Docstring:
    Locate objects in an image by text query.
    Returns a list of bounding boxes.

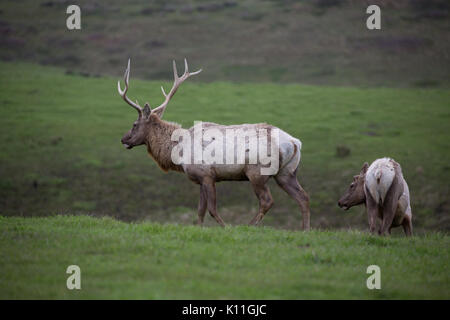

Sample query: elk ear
[143,103,151,119]
[152,107,164,118]
[360,162,369,175]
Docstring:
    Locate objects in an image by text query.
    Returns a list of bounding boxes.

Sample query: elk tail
[288,141,298,165]
[366,160,395,205]
[278,139,301,175]
[376,171,382,184]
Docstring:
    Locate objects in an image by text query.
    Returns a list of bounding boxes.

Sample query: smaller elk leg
[197,185,207,226]
[204,180,226,227]
[379,179,403,236]
[402,215,413,237]
[248,177,273,226]
[380,208,396,236]
[366,193,378,235]
[379,199,399,237]
[275,173,310,231]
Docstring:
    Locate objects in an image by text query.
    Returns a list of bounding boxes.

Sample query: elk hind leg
[379,181,404,236]
[364,190,381,235]
[379,199,398,237]
[402,215,413,237]
[275,173,310,231]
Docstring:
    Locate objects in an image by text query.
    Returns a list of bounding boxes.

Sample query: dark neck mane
[145,114,183,172]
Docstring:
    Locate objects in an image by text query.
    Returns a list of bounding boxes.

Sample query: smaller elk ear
[360,162,369,175]
[143,103,151,119]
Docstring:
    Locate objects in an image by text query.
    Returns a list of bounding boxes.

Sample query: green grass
[0,215,448,299]
[0,61,449,231]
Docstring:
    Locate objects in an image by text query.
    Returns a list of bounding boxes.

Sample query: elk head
[118,58,202,149]
[338,162,368,210]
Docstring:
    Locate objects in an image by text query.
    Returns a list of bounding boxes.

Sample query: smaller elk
[338,157,413,236]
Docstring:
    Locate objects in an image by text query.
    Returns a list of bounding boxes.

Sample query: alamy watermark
[65,5,380,31]
[66,265,81,290]
[66,5,81,30]
[366,265,381,289]
[366,5,381,30]
[171,121,280,175]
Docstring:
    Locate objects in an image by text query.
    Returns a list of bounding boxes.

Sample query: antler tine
[161,86,167,97]
[152,59,202,118]
[117,58,131,95]
[125,58,130,84]
[173,60,179,81]
[185,58,202,76]
[189,68,202,76]
[117,58,143,115]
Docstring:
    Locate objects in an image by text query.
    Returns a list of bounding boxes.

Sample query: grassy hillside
[0,215,448,299]
[0,61,449,231]
[0,0,448,87]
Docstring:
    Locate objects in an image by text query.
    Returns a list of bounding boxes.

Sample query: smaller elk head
[118,58,202,149]
[338,162,369,210]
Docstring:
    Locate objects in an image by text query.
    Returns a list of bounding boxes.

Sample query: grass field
[0,61,448,231]
[0,215,448,299]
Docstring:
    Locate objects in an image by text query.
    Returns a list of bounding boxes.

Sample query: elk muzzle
[338,199,350,210]
[121,135,133,149]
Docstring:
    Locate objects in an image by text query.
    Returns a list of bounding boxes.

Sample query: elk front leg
[197,184,207,226]
[248,176,273,226]
[203,179,226,227]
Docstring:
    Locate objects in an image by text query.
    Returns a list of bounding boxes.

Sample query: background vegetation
[0,62,448,231]
[0,0,449,87]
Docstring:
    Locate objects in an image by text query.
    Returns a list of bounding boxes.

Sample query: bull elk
[118,59,310,230]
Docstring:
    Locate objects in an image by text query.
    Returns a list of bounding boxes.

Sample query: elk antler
[117,59,143,117]
[152,58,202,118]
